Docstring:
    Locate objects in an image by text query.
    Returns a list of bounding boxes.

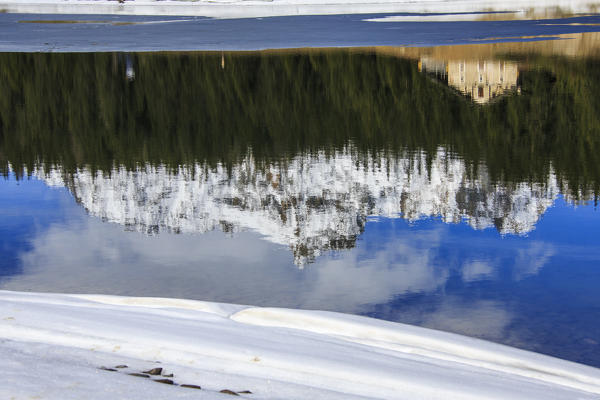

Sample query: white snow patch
[0,0,596,19]
[1,290,599,399]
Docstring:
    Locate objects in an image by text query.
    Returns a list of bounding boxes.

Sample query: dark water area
[1,43,599,367]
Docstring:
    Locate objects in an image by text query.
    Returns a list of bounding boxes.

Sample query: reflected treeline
[1,50,600,197]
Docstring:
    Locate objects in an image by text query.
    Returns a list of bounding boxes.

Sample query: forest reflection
[1,45,599,263]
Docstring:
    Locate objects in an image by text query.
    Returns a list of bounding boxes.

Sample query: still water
[1,36,599,367]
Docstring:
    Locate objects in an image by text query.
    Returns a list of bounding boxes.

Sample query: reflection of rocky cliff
[419,58,520,103]
[33,147,560,265]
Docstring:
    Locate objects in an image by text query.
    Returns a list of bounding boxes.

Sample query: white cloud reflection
[3,212,555,315]
[0,202,566,352]
[3,217,450,311]
[514,241,556,280]
[298,229,450,313]
[389,297,513,341]
[461,260,495,282]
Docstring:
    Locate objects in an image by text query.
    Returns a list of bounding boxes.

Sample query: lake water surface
[1,37,599,367]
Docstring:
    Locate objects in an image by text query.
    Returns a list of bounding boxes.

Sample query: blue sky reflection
[1,174,598,365]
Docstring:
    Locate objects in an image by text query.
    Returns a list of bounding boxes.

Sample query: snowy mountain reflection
[33,146,561,265]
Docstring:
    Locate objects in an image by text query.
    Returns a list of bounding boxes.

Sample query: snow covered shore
[0,0,596,19]
[1,290,599,399]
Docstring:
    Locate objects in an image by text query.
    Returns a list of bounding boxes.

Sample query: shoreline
[1,290,600,399]
[0,0,597,19]
[2,9,600,52]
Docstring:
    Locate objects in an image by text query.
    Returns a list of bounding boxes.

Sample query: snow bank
[0,0,596,19]
[1,290,599,399]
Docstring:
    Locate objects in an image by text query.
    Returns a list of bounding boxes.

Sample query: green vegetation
[0,50,599,198]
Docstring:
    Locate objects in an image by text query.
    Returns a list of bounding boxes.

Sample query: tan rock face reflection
[419,58,519,104]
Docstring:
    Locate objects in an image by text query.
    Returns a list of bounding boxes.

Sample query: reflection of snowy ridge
[35,148,559,265]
